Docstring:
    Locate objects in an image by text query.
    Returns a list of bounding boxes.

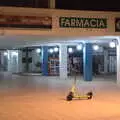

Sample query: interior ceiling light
[54,47,59,52]
[76,44,83,50]
[3,52,8,56]
[68,48,73,53]
[109,41,116,48]
[93,44,99,51]
[49,48,54,53]
[36,48,41,53]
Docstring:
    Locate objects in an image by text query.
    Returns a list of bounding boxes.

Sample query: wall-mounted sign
[115,18,120,32]
[59,17,107,29]
[0,15,52,29]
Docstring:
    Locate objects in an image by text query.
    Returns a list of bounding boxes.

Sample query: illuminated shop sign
[115,18,120,32]
[0,15,52,29]
[59,17,107,29]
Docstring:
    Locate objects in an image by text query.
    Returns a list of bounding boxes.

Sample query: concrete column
[104,49,108,73]
[7,50,12,72]
[1,52,4,66]
[59,44,68,79]
[41,46,48,76]
[18,50,23,73]
[0,51,8,71]
[83,43,93,81]
[25,48,29,72]
[31,49,36,72]
[117,37,120,84]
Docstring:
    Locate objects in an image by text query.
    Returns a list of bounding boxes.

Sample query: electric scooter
[66,67,93,101]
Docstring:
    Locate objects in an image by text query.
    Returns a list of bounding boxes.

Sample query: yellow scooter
[66,70,93,101]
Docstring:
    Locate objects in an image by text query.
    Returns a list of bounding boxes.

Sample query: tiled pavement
[0,73,120,120]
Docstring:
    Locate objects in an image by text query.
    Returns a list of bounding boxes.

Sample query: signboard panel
[115,18,120,32]
[59,17,107,29]
[0,15,52,29]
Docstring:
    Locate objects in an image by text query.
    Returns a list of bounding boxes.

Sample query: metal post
[49,0,55,9]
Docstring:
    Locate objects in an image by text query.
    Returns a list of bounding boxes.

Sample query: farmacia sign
[59,17,107,29]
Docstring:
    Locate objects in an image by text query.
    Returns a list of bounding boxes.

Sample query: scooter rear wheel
[66,95,73,101]
[66,92,73,101]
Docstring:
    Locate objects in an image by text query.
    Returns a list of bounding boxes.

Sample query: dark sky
[0,0,120,11]
[56,0,120,11]
[0,0,49,8]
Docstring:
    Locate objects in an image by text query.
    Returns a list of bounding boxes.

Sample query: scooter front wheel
[87,92,93,99]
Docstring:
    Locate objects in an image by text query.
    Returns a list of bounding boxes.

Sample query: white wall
[0,7,119,37]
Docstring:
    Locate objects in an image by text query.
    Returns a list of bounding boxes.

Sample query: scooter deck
[73,95,90,99]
